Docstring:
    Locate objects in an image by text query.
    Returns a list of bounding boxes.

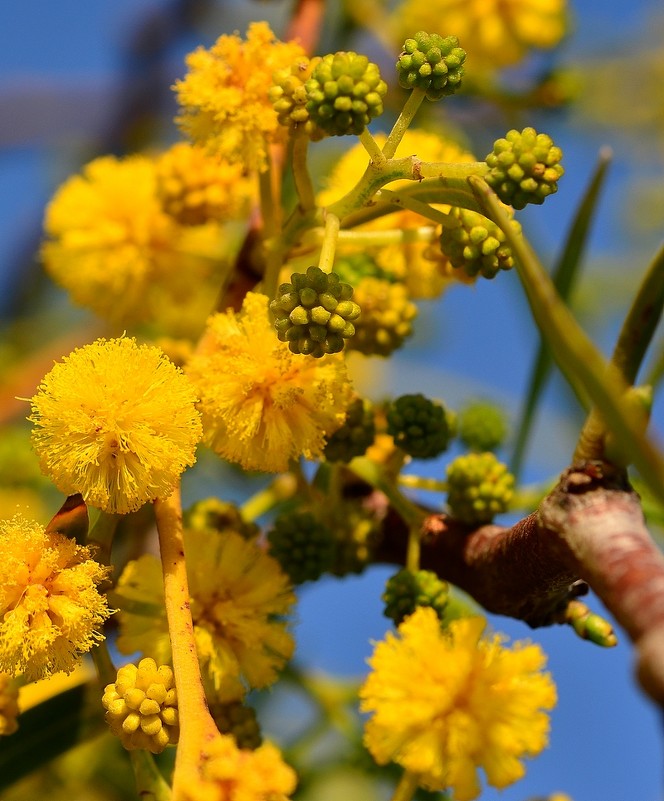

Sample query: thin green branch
[291,130,317,212]
[359,127,387,164]
[376,188,457,226]
[383,88,427,159]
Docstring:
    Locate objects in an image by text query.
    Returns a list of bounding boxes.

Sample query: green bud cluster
[267,510,336,584]
[484,127,564,210]
[457,400,509,452]
[333,253,394,285]
[270,266,361,358]
[102,658,179,754]
[269,57,324,140]
[185,497,258,540]
[348,278,418,357]
[208,700,263,750]
[330,501,382,577]
[324,397,376,463]
[396,32,466,99]
[446,452,514,524]
[440,207,521,279]
[305,51,387,136]
[386,393,454,459]
[382,568,449,626]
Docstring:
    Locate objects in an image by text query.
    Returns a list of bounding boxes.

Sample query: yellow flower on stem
[0,516,110,681]
[187,292,353,473]
[359,607,557,801]
[182,733,297,801]
[29,337,202,515]
[174,21,306,172]
[116,526,296,702]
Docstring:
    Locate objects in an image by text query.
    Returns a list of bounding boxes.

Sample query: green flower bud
[383,569,449,626]
[485,127,564,209]
[209,700,263,749]
[268,510,336,584]
[446,452,514,524]
[269,56,325,140]
[102,658,179,754]
[348,278,418,357]
[457,400,509,452]
[325,397,376,463]
[396,32,466,99]
[305,52,387,136]
[440,207,521,279]
[386,393,454,459]
[270,266,361,358]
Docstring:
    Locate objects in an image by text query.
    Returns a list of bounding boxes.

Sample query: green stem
[129,751,173,801]
[376,188,457,226]
[350,457,426,529]
[91,641,116,687]
[240,474,298,521]
[318,212,340,273]
[87,511,119,578]
[291,130,316,212]
[398,474,448,493]
[390,770,421,801]
[259,159,286,301]
[359,127,386,164]
[383,88,426,159]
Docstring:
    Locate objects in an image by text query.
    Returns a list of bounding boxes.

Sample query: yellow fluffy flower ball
[182,733,297,801]
[0,516,110,680]
[318,129,476,299]
[29,337,202,515]
[174,21,306,172]
[360,607,557,800]
[116,527,295,702]
[187,292,353,473]
[390,0,568,72]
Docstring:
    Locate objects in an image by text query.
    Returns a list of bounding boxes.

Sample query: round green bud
[440,207,521,279]
[324,397,376,463]
[347,278,418,357]
[267,510,336,584]
[484,127,564,210]
[396,32,466,99]
[446,452,514,524]
[457,400,509,451]
[386,393,454,459]
[305,51,387,136]
[270,266,361,358]
[208,700,263,750]
[383,569,449,626]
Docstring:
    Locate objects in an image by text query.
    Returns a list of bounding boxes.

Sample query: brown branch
[374,460,664,706]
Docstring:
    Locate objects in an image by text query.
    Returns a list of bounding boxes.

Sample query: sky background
[1,2,663,800]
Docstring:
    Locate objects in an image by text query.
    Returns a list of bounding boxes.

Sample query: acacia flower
[29,337,202,515]
[187,292,353,473]
[360,607,556,800]
[182,733,297,801]
[116,527,296,702]
[174,21,306,172]
[390,0,568,72]
[0,516,110,681]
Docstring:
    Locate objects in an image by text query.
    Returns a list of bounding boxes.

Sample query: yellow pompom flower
[0,516,110,681]
[390,0,568,72]
[318,129,476,299]
[174,21,306,172]
[116,527,296,702]
[0,673,20,735]
[187,292,353,473]
[360,607,557,801]
[155,142,255,226]
[182,733,297,801]
[29,338,202,515]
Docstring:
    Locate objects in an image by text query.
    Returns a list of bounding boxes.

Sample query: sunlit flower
[29,337,202,515]
[182,733,297,801]
[116,527,295,702]
[174,21,306,172]
[187,292,353,473]
[360,607,557,800]
[0,516,110,680]
[318,129,476,298]
[0,673,20,735]
[390,0,568,72]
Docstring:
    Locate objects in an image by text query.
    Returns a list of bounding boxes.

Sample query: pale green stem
[398,474,448,493]
[154,486,218,799]
[129,751,173,801]
[390,770,421,801]
[291,130,316,212]
[87,510,119,578]
[359,127,386,165]
[301,225,436,251]
[376,188,458,226]
[470,175,664,507]
[240,474,298,522]
[350,457,426,529]
[405,525,421,572]
[259,159,286,301]
[383,88,427,159]
[318,212,340,273]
